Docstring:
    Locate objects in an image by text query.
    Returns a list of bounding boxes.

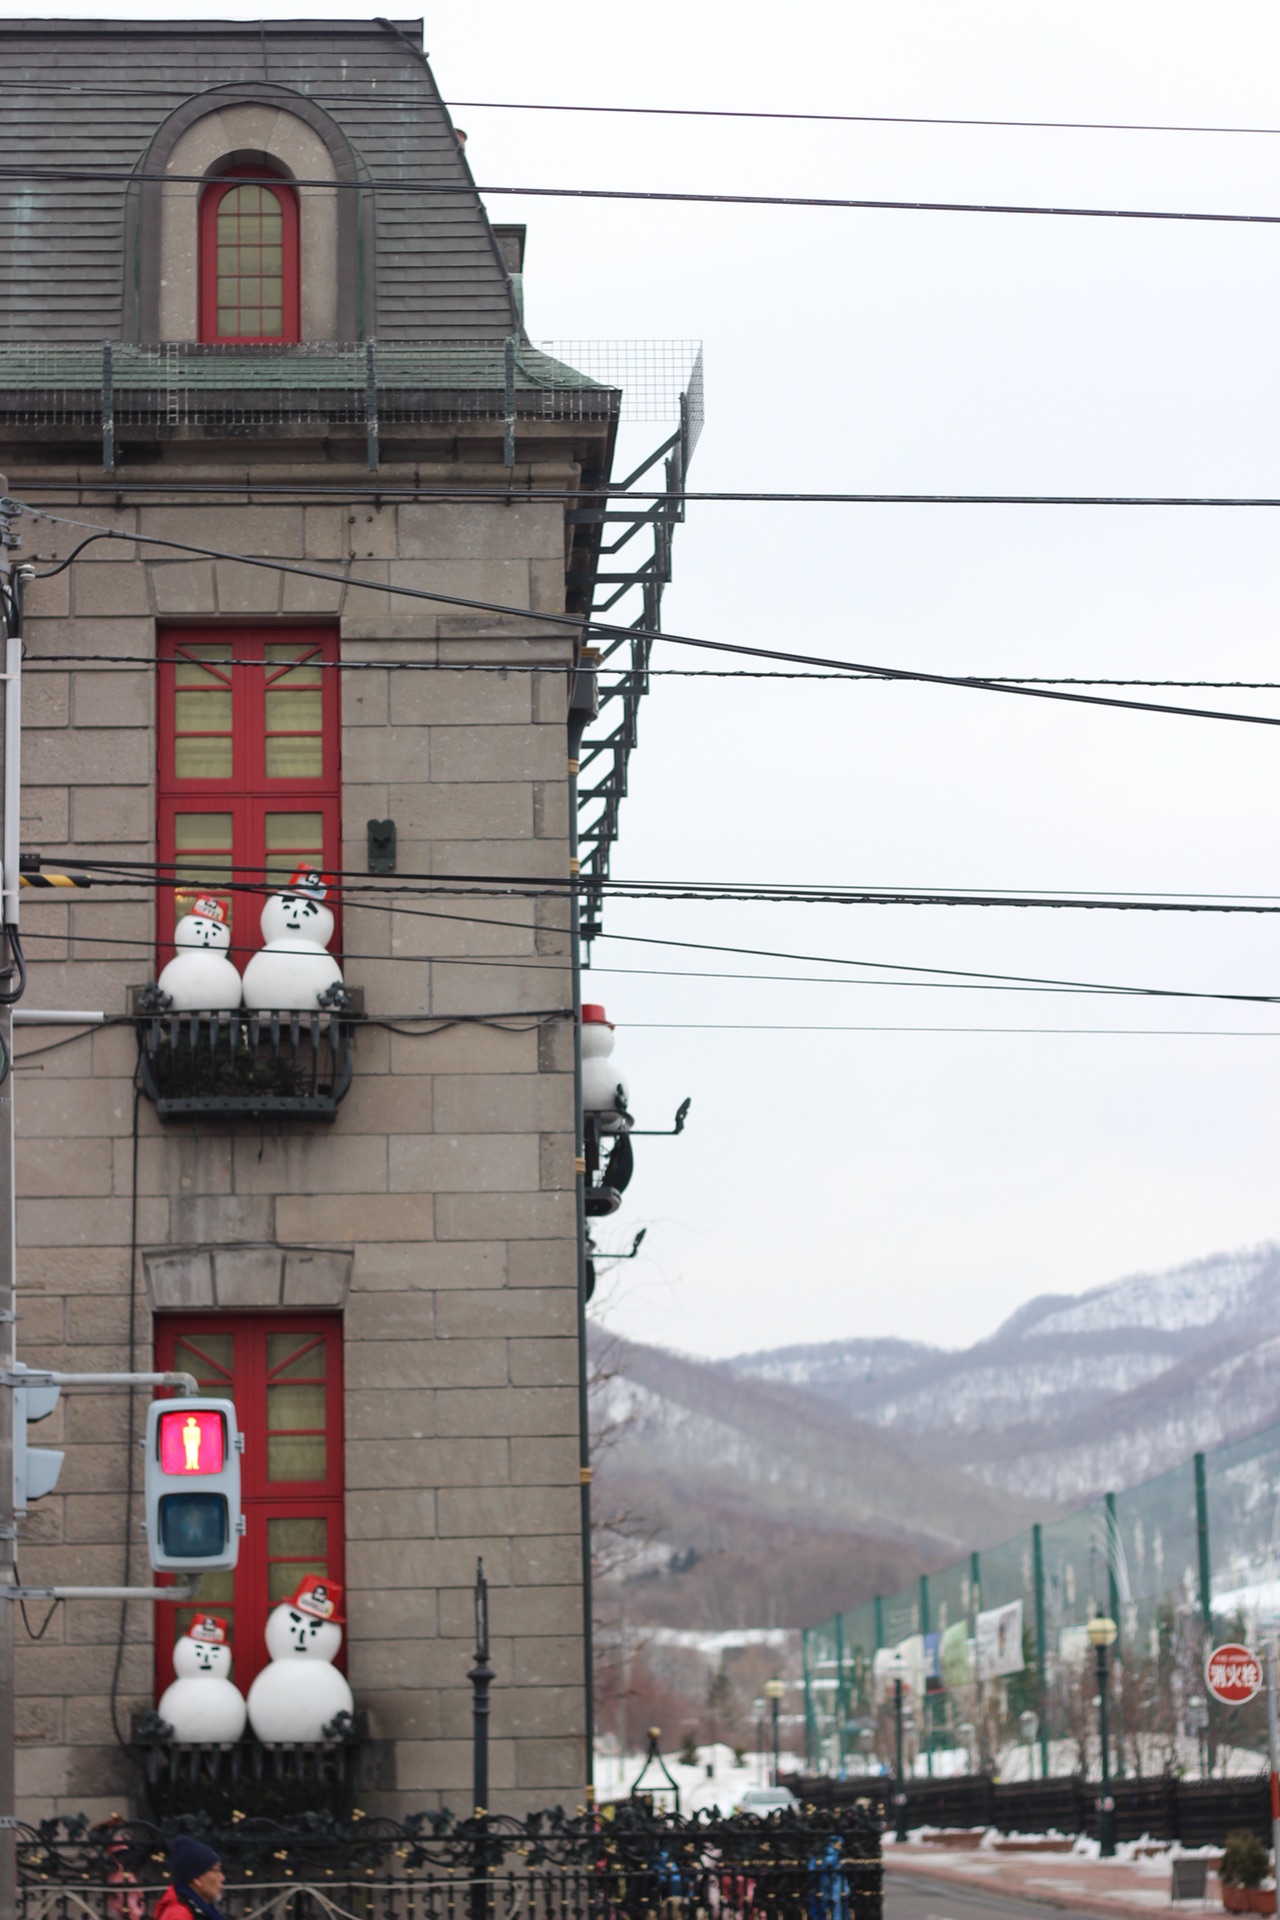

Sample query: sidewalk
[885,1837,1229,1920]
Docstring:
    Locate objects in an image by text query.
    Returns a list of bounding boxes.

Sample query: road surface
[888,1870,1112,1920]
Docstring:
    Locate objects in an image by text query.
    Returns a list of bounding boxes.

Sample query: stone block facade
[0,17,614,1826]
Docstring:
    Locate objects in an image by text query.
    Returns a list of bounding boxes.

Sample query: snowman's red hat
[290,1575,344,1623]
[286,865,334,901]
[188,1614,229,1644]
[178,892,228,924]
[581,1003,614,1029]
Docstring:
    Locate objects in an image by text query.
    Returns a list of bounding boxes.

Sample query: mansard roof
[0,18,520,343]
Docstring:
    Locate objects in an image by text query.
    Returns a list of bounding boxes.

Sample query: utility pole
[0,480,24,1919]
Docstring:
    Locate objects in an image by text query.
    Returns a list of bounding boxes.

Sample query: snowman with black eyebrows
[240,866,345,1012]
[246,1575,354,1744]
[157,1613,247,1744]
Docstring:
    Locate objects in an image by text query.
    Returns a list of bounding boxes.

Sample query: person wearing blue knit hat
[152,1837,226,1920]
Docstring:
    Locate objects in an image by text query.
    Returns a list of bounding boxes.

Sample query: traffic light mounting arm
[1,1369,198,1395]
[3,1365,203,1601]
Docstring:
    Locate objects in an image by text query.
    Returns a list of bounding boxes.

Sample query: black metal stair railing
[133,1000,358,1120]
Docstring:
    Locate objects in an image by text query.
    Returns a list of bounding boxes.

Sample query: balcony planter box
[131,991,362,1120]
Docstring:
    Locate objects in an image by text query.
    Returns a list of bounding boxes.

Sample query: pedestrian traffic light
[143,1397,243,1572]
[11,1361,64,1515]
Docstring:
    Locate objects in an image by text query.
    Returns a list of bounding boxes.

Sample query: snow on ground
[595,1742,784,1811]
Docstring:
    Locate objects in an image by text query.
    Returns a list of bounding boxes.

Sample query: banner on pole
[976,1599,1025,1679]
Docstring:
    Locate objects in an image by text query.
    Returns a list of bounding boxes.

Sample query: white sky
[40,0,1280,1356]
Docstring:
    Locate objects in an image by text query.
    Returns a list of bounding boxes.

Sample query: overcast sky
[44,0,1280,1357]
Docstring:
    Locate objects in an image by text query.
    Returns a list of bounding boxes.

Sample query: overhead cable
[18,505,1280,730]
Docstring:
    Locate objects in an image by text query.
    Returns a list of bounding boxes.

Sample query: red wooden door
[153,1315,345,1699]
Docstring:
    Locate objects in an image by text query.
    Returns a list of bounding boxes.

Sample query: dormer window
[199,169,300,343]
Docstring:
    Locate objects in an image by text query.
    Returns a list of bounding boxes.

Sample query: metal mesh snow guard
[536,340,704,426]
[0,339,700,429]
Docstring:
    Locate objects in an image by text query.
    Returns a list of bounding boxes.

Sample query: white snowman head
[260,869,335,949]
[265,1575,344,1662]
[173,1613,233,1678]
[175,896,232,952]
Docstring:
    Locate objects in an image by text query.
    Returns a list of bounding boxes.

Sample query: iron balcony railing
[133,1002,358,1121]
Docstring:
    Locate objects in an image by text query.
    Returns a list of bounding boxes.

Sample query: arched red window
[198,168,300,343]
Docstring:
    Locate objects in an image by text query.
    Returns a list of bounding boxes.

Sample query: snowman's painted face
[264,1602,343,1662]
[176,914,231,953]
[173,1635,232,1679]
[260,892,336,948]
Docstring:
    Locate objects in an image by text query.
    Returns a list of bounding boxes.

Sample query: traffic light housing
[12,1361,64,1515]
[143,1397,243,1572]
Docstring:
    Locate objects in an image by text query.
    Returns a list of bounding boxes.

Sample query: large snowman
[156,897,242,1012]
[157,1613,247,1744]
[581,1003,630,1131]
[246,1575,354,1744]
[241,868,344,1012]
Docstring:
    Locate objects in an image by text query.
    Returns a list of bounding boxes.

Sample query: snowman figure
[581,1004,630,1132]
[156,1614,247,1744]
[241,868,345,1012]
[155,897,242,1013]
[246,1575,354,1745]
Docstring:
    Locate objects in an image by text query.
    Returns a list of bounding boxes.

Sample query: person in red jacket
[152,1838,227,1920]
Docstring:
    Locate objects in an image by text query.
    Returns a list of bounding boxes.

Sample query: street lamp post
[765,1677,786,1787]
[893,1679,910,1842]
[1086,1615,1118,1858]
[752,1698,766,1788]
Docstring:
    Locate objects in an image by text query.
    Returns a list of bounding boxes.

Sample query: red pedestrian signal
[144,1396,243,1573]
[158,1407,225,1475]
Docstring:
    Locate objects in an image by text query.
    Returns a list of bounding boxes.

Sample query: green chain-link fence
[804,1417,1280,1779]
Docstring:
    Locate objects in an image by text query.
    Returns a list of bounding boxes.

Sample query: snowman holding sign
[246,1575,354,1744]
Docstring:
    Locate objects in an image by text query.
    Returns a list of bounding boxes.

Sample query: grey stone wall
[9,446,592,1819]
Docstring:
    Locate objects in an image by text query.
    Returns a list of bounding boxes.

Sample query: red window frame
[198,168,301,345]
[153,1315,346,1698]
[156,624,341,967]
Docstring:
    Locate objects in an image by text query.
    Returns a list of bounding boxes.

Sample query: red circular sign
[1205,1643,1264,1704]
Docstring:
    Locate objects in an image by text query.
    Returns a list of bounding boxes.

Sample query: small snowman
[157,1613,247,1745]
[155,897,241,1012]
[581,1003,630,1132]
[241,867,345,1012]
[246,1575,354,1745]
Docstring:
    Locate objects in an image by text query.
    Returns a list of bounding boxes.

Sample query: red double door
[153,1315,345,1697]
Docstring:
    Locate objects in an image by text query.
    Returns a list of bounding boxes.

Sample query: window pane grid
[214,185,286,340]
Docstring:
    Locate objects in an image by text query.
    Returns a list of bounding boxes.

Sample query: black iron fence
[800,1768,1269,1845]
[17,1802,883,1920]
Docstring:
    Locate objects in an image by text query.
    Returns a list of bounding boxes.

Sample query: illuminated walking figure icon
[182,1415,203,1471]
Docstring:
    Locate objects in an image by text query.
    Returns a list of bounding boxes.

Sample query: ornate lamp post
[765,1677,786,1786]
[752,1697,766,1787]
[1086,1614,1118,1857]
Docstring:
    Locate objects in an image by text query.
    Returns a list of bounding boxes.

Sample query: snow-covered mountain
[728,1242,1280,1501]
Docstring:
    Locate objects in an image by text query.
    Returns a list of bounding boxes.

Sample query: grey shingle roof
[0,18,521,344]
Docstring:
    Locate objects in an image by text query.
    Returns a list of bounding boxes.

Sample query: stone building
[0,16,636,1822]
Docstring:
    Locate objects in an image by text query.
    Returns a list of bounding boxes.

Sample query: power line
[4,77,1280,142]
[20,506,1280,731]
[22,480,1280,509]
[619,1022,1280,1035]
[20,653,1280,692]
[4,163,1280,229]
[39,856,1280,916]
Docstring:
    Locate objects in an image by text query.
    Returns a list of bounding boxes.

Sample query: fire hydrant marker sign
[1205,1642,1264,1704]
